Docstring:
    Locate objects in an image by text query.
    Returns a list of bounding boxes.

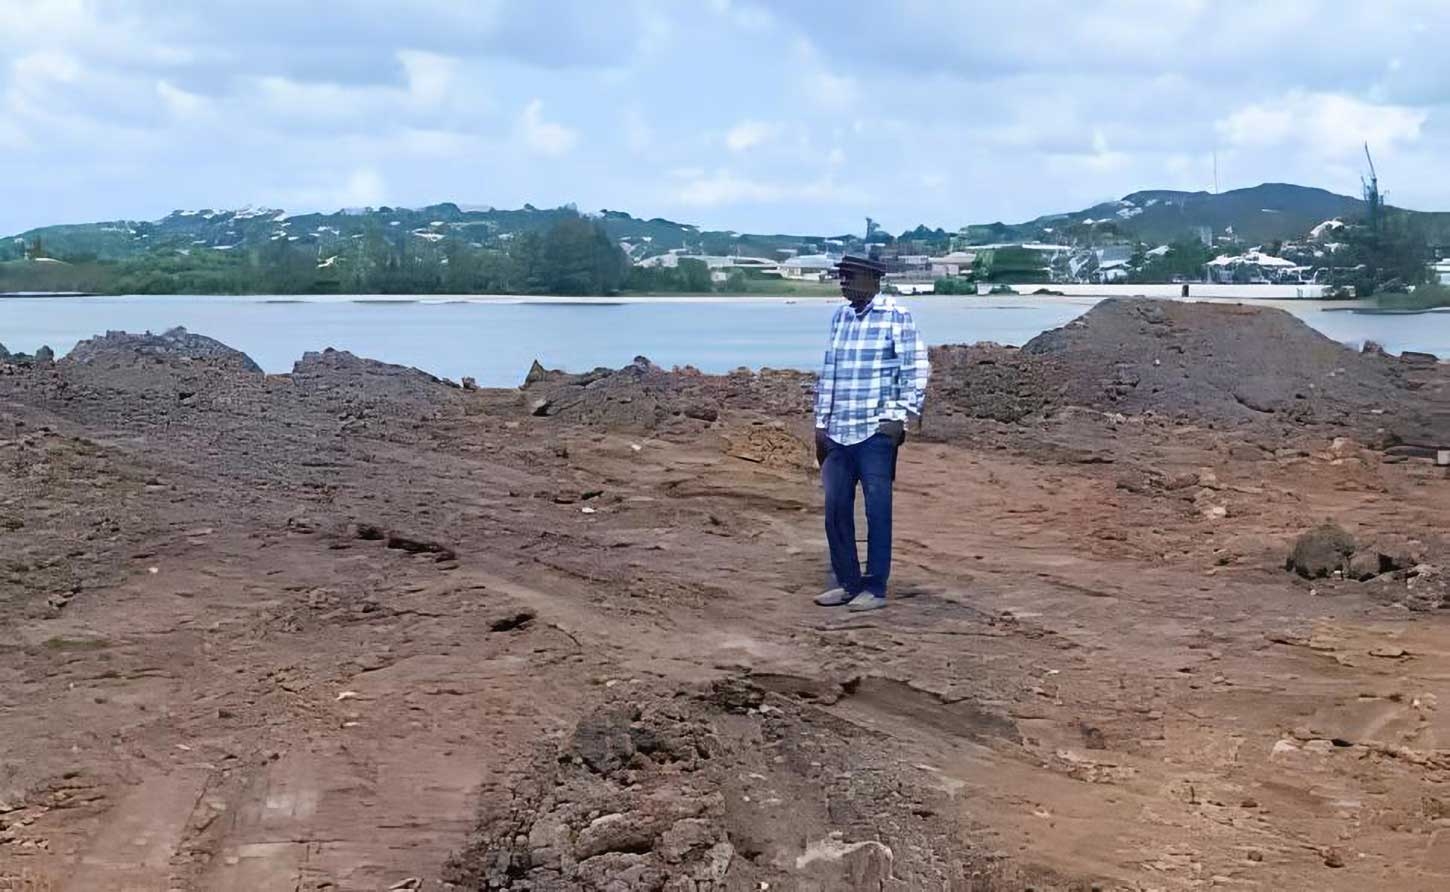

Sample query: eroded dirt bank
[2,301,1449,891]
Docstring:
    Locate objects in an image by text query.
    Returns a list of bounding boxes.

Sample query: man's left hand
[879,419,906,447]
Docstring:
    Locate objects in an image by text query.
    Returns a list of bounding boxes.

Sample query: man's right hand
[815,429,829,467]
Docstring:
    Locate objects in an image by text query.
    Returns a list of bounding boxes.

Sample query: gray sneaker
[814,588,854,607]
[846,592,887,612]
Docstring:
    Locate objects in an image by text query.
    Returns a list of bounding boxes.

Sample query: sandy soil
[1,302,1448,891]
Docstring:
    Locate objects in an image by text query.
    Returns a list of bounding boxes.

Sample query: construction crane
[1362,142,1383,231]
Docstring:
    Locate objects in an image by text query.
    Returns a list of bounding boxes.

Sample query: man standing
[812,254,930,612]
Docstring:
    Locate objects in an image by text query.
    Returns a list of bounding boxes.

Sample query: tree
[1128,240,1214,283]
[1333,210,1429,296]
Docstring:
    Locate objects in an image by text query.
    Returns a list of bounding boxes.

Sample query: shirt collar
[846,294,893,316]
[850,292,889,316]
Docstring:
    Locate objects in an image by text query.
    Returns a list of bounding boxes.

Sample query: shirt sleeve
[891,308,930,419]
[813,308,839,429]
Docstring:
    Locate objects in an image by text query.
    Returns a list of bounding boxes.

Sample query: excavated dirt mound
[929,299,1448,446]
[63,326,263,374]
[289,347,475,428]
[443,678,1029,891]
[520,356,815,436]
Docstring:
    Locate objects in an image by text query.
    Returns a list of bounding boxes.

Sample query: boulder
[796,838,895,889]
[574,813,657,860]
[1401,351,1440,366]
[523,359,552,388]
[1347,551,1384,581]
[1287,523,1357,579]
[571,706,641,775]
[34,345,54,364]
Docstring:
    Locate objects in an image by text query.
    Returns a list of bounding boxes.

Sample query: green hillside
[959,183,1450,248]
[0,204,845,267]
[4,182,1447,295]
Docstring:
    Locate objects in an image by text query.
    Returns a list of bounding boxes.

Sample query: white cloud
[518,98,577,156]
[707,0,774,30]
[674,169,866,207]
[725,119,778,152]
[341,167,387,206]
[788,38,859,113]
[156,79,206,117]
[1216,91,1426,159]
[398,50,459,107]
[275,166,388,211]
[5,2,1450,237]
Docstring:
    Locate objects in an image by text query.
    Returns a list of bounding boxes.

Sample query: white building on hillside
[780,253,840,281]
[1206,251,1305,284]
[930,251,977,277]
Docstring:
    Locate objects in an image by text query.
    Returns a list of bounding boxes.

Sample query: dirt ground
[2,302,1449,890]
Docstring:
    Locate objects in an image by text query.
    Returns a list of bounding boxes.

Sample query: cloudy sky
[2,0,1448,236]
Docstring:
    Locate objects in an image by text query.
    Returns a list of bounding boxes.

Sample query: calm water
[2,294,1446,387]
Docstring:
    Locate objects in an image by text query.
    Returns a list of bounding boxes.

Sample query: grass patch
[1377,282,1450,310]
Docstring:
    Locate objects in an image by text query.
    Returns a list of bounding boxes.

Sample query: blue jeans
[821,433,896,597]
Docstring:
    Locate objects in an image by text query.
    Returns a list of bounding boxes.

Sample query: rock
[1164,472,1199,491]
[1323,849,1346,868]
[461,376,478,391]
[796,838,894,888]
[1403,564,1449,611]
[682,404,719,423]
[574,852,664,889]
[571,706,641,775]
[575,812,657,860]
[1348,550,1389,581]
[383,532,456,561]
[658,818,717,863]
[1369,645,1408,659]
[527,817,570,870]
[1286,523,1357,579]
[1362,341,1387,357]
[34,345,54,364]
[488,610,535,632]
[523,359,552,387]
[1401,351,1440,366]
[695,841,733,883]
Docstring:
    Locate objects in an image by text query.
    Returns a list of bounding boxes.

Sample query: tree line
[1,212,634,296]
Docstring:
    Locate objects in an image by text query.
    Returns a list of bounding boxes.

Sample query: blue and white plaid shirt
[813,294,931,446]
